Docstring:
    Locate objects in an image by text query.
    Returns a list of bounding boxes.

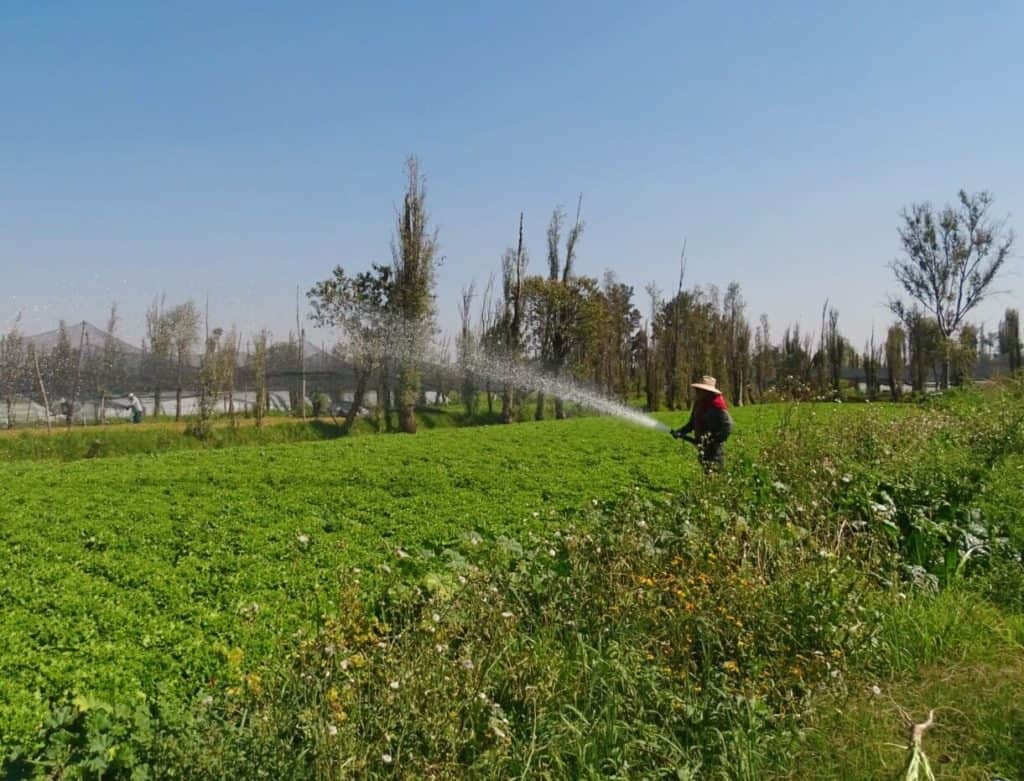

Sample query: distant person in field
[670,376,733,472]
[128,393,144,424]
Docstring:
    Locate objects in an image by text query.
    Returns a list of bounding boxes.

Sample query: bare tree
[0,317,25,428]
[145,295,173,416]
[220,327,240,425]
[643,284,661,411]
[500,213,529,422]
[889,190,1015,387]
[30,344,51,432]
[822,306,845,395]
[723,282,751,405]
[166,301,201,421]
[457,282,478,417]
[478,275,499,417]
[250,330,270,427]
[94,304,125,423]
[753,314,774,399]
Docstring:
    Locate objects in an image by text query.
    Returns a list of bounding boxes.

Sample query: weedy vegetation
[2,383,1023,779]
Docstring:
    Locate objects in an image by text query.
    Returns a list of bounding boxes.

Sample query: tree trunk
[500,384,514,423]
[154,387,161,418]
[554,396,566,420]
[534,390,545,420]
[33,350,51,433]
[175,385,182,421]
[345,370,369,433]
[397,363,417,434]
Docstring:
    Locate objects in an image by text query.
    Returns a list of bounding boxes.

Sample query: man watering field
[670,376,733,471]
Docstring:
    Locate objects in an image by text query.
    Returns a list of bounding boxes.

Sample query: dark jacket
[679,394,732,444]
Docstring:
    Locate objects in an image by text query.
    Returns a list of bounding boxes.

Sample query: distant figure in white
[128,393,144,424]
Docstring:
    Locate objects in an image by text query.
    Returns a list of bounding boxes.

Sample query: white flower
[458,575,468,585]
[389,680,400,690]
[870,684,882,696]
[460,658,475,671]
[328,724,338,736]
[381,753,393,764]
[501,611,514,619]
[548,548,557,557]
[435,643,447,653]
[396,549,410,559]
[432,612,441,623]
[532,511,540,518]
[296,533,310,545]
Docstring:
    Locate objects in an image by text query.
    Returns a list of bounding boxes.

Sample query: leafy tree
[889,190,1014,387]
[862,329,882,400]
[308,264,393,431]
[904,311,944,393]
[592,272,640,402]
[390,156,439,434]
[530,200,585,420]
[998,308,1021,373]
[884,324,906,401]
[49,321,77,420]
[822,307,846,396]
[723,282,752,405]
[753,315,774,400]
[190,327,236,436]
[950,324,979,387]
[642,284,661,411]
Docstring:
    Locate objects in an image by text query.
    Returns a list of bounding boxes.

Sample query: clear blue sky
[2,1,1021,349]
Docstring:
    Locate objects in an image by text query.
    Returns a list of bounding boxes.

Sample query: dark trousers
[697,440,723,472]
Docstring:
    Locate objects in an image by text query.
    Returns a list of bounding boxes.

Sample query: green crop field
[2,391,1023,779]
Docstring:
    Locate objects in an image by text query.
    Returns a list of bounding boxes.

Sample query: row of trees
[0,309,323,429]
[3,167,1020,430]
[307,164,1019,431]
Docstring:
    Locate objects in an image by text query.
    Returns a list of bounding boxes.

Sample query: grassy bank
[0,405,503,463]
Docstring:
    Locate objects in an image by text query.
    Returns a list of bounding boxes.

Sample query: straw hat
[691,375,722,395]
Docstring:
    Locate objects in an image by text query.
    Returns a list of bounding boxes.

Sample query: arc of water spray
[458,347,669,433]
[343,314,670,432]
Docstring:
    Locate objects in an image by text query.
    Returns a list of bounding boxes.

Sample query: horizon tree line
[1,171,1020,429]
